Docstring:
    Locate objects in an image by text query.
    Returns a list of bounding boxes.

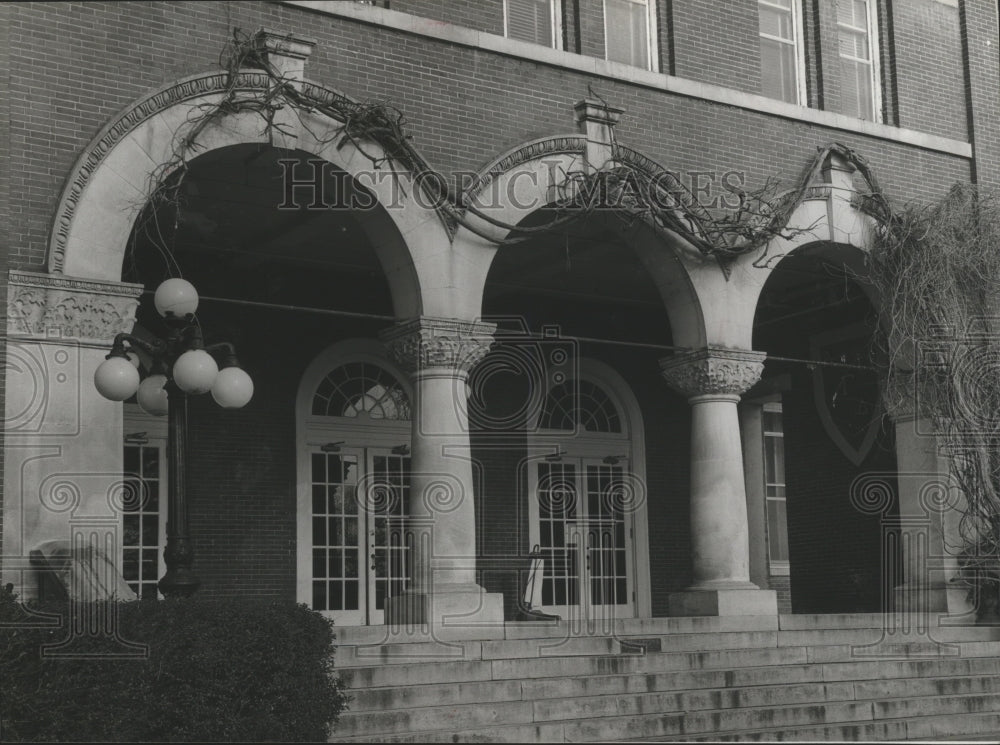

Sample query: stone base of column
[668,586,778,617]
[893,581,973,617]
[386,584,504,630]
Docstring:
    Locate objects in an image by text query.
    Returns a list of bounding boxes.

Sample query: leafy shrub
[0,587,348,742]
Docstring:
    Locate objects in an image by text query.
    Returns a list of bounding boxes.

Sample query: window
[505,0,561,48]
[538,379,622,433]
[122,417,167,599]
[758,0,806,104]
[311,362,410,420]
[605,0,657,71]
[836,0,881,121]
[762,402,790,571]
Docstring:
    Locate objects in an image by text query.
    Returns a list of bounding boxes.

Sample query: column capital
[380,316,496,376]
[659,347,766,399]
[7,269,143,346]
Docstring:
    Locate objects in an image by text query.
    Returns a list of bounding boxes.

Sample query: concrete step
[334,699,534,738]
[328,722,566,743]
[561,699,876,741]
[338,637,1000,689]
[642,712,1000,741]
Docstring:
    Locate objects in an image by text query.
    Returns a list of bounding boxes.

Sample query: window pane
[760,37,798,103]
[758,0,798,104]
[840,58,874,120]
[606,0,649,69]
[759,5,792,39]
[767,499,790,562]
[507,0,553,46]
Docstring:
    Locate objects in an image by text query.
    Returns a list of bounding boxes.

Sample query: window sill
[282,0,970,158]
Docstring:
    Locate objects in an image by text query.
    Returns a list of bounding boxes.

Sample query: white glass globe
[154,278,199,318]
[94,357,141,401]
[172,349,218,394]
[126,350,141,368]
[136,374,169,416]
[211,366,254,409]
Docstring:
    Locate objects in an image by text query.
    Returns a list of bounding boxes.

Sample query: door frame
[525,358,652,619]
[295,339,413,623]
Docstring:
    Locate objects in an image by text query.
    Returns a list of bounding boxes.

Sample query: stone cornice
[660,347,766,398]
[8,270,143,343]
[380,317,497,375]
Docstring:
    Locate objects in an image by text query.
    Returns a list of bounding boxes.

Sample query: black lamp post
[94,279,253,598]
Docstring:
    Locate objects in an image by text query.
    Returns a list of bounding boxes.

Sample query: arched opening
[751,242,900,614]
[121,143,420,601]
[473,210,693,619]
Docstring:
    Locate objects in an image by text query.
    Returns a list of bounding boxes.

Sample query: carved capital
[7,270,143,345]
[381,317,496,376]
[659,347,765,399]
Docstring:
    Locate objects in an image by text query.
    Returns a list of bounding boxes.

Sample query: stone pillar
[660,347,778,616]
[4,270,142,598]
[891,410,971,617]
[380,317,504,629]
[573,98,623,172]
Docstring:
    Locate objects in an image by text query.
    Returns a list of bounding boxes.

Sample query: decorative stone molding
[48,69,441,274]
[381,317,496,375]
[660,347,766,399]
[462,135,586,206]
[7,270,143,344]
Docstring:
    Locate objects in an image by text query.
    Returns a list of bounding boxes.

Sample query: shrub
[0,587,348,742]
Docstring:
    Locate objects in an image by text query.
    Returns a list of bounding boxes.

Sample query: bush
[0,587,348,742]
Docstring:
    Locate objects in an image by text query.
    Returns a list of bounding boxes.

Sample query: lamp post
[94,278,253,598]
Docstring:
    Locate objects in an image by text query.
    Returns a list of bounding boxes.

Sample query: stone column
[4,270,142,598]
[660,347,778,616]
[380,317,504,629]
[891,409,971,617]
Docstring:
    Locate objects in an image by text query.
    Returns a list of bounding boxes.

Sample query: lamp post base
[158,569,201,598]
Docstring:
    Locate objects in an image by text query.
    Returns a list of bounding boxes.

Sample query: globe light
[172,349,218,394]
[136,374,169,416]
[154,278,199,318]
[94,357,141,401]
[126,350,141,368]
[211,366,254,409]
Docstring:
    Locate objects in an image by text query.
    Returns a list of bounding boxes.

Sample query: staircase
[328,614,1000,742]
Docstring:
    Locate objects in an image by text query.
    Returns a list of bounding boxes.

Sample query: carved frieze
[660,347,766,399]
[7,270,143,344]
[381,317,496,375]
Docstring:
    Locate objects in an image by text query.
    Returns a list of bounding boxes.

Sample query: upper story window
[505,0,561,48]
[837,0,881,121]
[758,0,806,104]
[605,0,658,71]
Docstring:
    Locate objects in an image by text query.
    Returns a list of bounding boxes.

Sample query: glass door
[308,446,411,625]
[531,457,636,622]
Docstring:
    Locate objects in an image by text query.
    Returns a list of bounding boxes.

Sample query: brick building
[2,0,993,640]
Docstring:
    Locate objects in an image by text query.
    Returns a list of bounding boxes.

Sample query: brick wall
[670,0,761,93]
[958,0,1000,188]
[1,1,977,274]
[892,0,967,139]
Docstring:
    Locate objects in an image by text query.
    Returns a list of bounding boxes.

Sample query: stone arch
[453,136,707,347]
[48,70,446,318]
[717,161,881,350]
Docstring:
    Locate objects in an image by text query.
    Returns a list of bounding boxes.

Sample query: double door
[529,456,637,623]
[308,446,411,625]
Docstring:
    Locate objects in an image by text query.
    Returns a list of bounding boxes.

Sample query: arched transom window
[311,362,411,420]
[538,379,622,433]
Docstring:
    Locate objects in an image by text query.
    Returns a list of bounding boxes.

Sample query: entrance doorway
[297,341,413,625]
[526,362,649,622]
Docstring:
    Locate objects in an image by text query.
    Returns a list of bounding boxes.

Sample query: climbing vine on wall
[865,184,1000,618]
[133,28,888,274]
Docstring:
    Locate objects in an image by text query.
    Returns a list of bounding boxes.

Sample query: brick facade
[1,0,995,618]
